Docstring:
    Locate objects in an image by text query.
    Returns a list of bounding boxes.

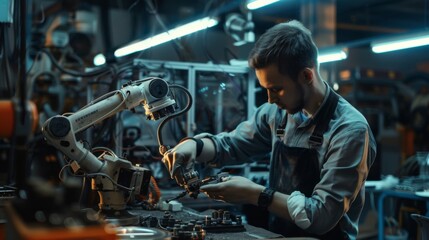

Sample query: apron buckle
[276,129,285,138]
[309,134,323,146]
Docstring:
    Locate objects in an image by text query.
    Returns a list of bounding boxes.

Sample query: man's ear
[302,68,314,84]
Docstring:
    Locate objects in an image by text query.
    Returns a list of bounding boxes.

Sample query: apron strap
[276,109,288,138]
[309,89,339,147]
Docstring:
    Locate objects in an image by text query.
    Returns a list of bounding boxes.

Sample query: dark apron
[268,90,349,240]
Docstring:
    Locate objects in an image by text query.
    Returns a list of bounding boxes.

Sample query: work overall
[268,90,348,239]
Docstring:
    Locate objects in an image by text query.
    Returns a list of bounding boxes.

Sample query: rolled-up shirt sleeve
[290,123,375,234]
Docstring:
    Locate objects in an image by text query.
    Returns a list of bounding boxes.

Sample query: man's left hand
[200,176,264,205]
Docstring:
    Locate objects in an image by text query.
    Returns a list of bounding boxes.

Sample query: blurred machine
[224,12,255,47]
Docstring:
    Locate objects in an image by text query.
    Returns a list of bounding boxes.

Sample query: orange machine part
[0,100,14,138]
[0,100,39,138]
[29,101,39,133]
[4,202,118,240]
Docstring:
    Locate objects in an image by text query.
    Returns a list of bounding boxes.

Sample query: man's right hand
[162,139,198,186]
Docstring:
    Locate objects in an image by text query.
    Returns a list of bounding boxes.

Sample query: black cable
[142,0,188,61]
[4,16,16,184]
[167,105,187,142]
[40,48,130,78]
[100,1,114,63]
[66,49,84,66]
[12,0,28,190]
[157,85,193,155]
[128,0,142,12]
[19,0,26,108]
[1,25,13,98]
[12,0,19,67]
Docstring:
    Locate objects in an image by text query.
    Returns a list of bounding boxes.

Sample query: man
[162,20,376,239]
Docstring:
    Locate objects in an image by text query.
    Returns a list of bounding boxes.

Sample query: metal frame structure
[134,59,255,136]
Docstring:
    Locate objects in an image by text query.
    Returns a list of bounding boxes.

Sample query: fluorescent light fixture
[247,0,280,10]
[93,53,106,66]
[114,17,218,58]
[318,48,348,63]
[371,31,429,53]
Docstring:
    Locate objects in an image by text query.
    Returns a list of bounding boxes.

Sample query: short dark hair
[248,20,318,80]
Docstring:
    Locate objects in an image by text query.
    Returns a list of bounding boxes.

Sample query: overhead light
[93,53,106,66]
[114,17,219,58]
[247,0,280,10]
[318,48,348,63]
[371,30,429,53]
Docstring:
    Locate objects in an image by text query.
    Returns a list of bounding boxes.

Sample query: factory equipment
[41,77,183,225]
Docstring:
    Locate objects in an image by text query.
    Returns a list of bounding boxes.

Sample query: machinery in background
[0,101,39,140]
[132,59,253,139]
[224,12,255,47]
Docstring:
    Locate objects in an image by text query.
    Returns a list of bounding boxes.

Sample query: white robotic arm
[41,77,177,225]
[42,77,175,173]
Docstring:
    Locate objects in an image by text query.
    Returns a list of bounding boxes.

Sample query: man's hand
[162,140,197,186]
[200,176,264,205]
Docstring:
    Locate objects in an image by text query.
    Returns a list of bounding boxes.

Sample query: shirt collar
[297,81,330,127]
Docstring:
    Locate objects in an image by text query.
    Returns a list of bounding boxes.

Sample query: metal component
[166,172,230,202]
[114,226,171,240]
[224,12,255,46]
[204,216,212,226]
[222,211,232,225]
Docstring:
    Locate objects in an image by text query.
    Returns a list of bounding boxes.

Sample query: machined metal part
[166,172,230,202]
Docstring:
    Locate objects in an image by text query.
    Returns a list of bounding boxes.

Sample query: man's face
[256,64,305,114]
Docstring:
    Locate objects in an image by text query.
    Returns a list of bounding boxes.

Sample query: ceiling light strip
[247,0,280,10]
[371,31,429,53]
[114,17,219,58]
[318,49,348,63]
